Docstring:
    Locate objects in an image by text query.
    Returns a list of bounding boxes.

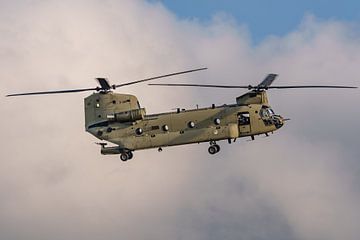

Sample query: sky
[1,0,360,240]
[158,0,360,43]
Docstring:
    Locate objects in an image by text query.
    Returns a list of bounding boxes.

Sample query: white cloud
[1,1,359,240]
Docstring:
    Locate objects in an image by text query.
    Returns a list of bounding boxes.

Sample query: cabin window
[238,112,250,125]
[188,121,195,128]
[214,118,221,125]
[135,128,143,135]
[151,126,160,130]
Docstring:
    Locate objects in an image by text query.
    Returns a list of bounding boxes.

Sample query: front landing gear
[208,141,220,155]
[120,151,133,161]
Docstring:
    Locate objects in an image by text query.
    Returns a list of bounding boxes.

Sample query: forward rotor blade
[258,73,278,88]
[268,85,358,89]
[149,83,357,90]
[6,87,98,97]
[148,83,250,89]
[115,67,207,88]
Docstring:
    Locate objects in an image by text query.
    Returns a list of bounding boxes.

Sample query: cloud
[1,1,359,240]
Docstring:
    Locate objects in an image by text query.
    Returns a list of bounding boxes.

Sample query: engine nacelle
[107,108,146,123]
[85,92,144,128]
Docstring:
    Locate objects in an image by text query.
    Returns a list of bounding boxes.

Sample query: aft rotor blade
[268,85,358,89]
[148,83,250,89]
[115,67,207,88]
[6,87,98,97]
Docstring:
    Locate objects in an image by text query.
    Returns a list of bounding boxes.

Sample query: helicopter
[6,68,357,161]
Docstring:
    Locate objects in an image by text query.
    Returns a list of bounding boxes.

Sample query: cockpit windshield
[260,107,275,119]
[268,108,275,116]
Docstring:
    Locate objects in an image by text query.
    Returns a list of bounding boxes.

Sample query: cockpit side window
[260,107,268,119]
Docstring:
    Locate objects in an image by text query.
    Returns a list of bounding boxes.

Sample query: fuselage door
[238,112,251,134]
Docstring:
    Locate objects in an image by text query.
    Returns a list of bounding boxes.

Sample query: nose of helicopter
[272,115,285,129]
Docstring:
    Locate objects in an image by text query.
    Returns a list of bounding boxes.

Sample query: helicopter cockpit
[260,106,283,129]
[260,106,275,119]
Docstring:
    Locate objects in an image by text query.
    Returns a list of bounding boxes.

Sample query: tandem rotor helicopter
[6,68,357,161]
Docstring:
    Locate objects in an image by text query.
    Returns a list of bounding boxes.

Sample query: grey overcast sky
[1,1,360,240]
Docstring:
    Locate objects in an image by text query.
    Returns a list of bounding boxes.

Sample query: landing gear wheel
[120,153,129,161]
[208,145,217,155]
[214,144,220,153]
[127,151,133,160]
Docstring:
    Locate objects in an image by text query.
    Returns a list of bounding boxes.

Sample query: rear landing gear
[120,151,133,161]
[120,153,128,161]
[208,142,220,155]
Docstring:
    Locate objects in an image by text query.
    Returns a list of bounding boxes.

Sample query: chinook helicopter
[6,68,357,161]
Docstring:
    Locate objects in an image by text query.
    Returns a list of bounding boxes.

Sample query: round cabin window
[214,118,221,125]
[135,128,143,135]
[162,125,169,131]
[188,121,195,128]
